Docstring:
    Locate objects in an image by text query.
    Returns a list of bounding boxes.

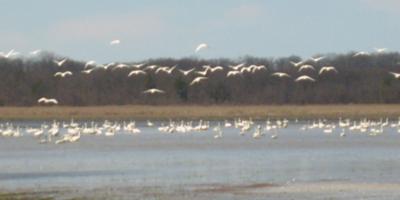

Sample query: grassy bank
[0,105,400,120]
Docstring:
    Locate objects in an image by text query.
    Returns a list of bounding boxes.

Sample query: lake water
[1,120,400,199]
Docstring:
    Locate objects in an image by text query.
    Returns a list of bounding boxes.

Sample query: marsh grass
[0,105,400,120]
[0,192,54,200]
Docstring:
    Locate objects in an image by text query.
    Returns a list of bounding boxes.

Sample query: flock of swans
[38,57,339,102]
[1,43,399,105]
[0,117,398,144]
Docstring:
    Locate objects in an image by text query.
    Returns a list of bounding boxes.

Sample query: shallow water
[1,120,400,199]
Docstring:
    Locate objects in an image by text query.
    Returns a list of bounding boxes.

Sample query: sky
[0,0,399,63]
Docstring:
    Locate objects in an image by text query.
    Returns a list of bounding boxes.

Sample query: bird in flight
[96,62,116,70]
[374,48,387,53]
[84,60,96,69]
[190,77,208,86]
[112,63,130,71]
[103,62,117,70]
[196,68,209,76]
[298,65,315,72]
[271,72,291,78]
[240,66,253,73]
[290,60,304,67]
[251,65,267,73]
[179,68,195,76]
[353,51,370,57]
[295,75,316,82]
[209,66,224,73]
[226,70,242,77]
[143,88,165,94]
[0,49,19,58]
[53,58,67,67]
[37,97,58,105]
[310,56,324,63]
[228,63,245,71]
[319,66,338,75]
[155,66,176,74]
[132,63,145,69]
[54,71,73,78]
[389,72,400,79]
[29,49,41,55]
[128,70,147,77]
[144,65,158,71]
[195,43,208,53]
[110,39,121,45]
[81,68,96,74]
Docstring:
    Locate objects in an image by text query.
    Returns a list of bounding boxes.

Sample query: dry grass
[0,105,400,120]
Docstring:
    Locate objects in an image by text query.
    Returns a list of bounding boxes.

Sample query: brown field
[2,182,400,200]
[0,104,400,120]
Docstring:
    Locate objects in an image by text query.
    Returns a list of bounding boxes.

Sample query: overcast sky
[1,0,399,63]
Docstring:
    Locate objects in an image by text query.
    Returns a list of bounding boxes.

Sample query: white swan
[29,49,41,55]
[54,71,73,78]
[190,77,208,86]
[271,72,291,78]
[38,97,58,105]
[298,64,315,72]
[132,63,145,69]
[144,65,158,71]
[143,88,165,94]
[179,68,195,76]
[310,56,324,62]
[319,66,338,75]
[195,43,208,53]
[295,75,316,82]
[252,125,263,139]
[340,128,346,137]
[155,66,176,74]
[110,39,120,45]
[290,60,304,67]
[53,58,67,67]
[389,72,400,79]
[81,68,96,74]
[353,51,370,57]
[0,49,19,58]
[374,48,387,53]
[195,69,209,76]
[226,70,242,77]
[228,63,245,70]
[128,70,147,77]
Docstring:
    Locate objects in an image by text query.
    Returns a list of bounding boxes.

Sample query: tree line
[1,51,400,106]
